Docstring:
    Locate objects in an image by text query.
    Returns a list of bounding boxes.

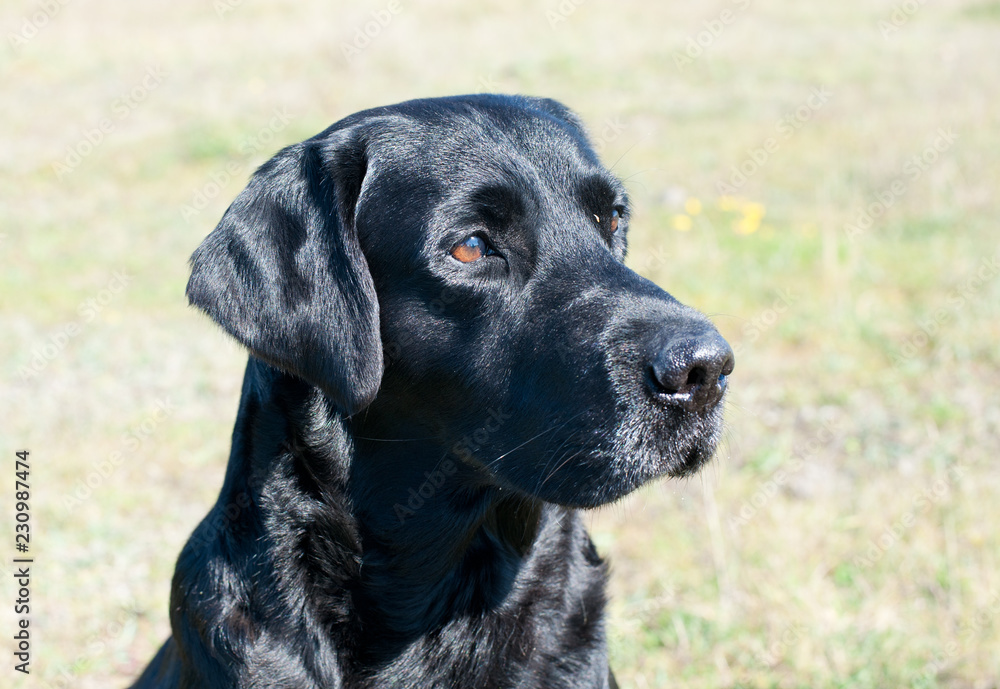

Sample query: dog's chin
[497,403,726,510]
[627,404,725,479]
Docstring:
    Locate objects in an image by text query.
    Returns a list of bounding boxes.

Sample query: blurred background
[2,0,999,687]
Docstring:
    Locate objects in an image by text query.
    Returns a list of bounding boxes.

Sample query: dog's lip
[666,445,714,478]
[652,388,695,405]
[645,375,728,402]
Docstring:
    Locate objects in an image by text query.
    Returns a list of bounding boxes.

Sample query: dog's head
[188,95,733,508]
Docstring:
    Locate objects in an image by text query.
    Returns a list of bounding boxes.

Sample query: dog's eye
[451,235,492,263]
[594,209,623,235]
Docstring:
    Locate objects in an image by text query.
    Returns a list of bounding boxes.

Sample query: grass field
[2,0,999,687]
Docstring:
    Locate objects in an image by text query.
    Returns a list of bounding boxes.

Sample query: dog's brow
[468,182,525,219]
[578,174,627,212]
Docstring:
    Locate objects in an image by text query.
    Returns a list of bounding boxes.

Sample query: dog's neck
[219,359,554,655]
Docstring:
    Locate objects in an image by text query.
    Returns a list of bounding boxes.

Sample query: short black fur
[132,94,733,689]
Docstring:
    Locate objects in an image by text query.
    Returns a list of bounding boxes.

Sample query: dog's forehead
[356,96,619,197]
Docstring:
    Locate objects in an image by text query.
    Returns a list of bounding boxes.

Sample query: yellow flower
[735,215,760,235]
[684,198,702,216]
[672,214,693,231]
[717,196,738,212]
[743,201,766,219]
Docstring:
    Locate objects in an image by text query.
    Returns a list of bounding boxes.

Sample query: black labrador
[133,94,733,689]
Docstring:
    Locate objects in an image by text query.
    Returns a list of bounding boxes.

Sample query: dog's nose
[648,330,734,411]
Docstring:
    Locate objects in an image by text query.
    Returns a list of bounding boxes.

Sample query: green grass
[2,0,999,687]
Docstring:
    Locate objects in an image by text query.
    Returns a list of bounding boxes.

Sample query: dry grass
[2,0,999,687]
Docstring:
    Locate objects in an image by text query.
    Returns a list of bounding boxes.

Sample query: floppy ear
[186,131,382,415]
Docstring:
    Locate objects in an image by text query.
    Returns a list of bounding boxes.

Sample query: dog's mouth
[475,388,728,510]
[621,395,726,477]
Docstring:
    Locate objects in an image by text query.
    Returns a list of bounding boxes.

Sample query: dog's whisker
[539,448,582,489]
[606,135,647,174]
[480,411,588,473]
[352,435,439,443]
[532,431,581,495]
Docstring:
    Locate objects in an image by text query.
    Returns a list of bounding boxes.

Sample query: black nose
[648,330,734,411]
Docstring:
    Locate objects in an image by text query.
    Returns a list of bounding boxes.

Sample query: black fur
[133,94,733,689]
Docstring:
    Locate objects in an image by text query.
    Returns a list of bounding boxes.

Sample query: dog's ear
[186,131,381,415]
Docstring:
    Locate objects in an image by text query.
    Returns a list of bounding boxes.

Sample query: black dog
[133,94,733,689]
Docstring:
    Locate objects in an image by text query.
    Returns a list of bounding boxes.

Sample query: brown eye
[451,235,490,263]
[595,210,622,234]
